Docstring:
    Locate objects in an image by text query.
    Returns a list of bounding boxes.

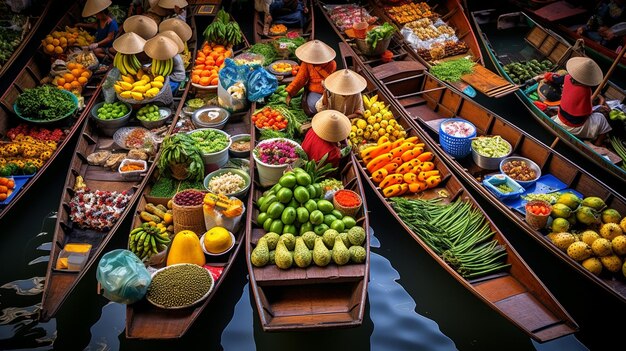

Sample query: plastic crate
[439,118,476,158]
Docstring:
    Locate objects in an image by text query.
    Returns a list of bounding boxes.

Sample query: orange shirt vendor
[285,40,337,115]
[301,110,351,168]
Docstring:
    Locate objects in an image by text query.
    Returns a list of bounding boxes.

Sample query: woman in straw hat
[158,0,188,22]
[76,0,119,59]
[142,0,170,25]
[301,110,352,168]
[123,15,159,40]
[535,57,612,145]
[156,31,187,92]
[144,34,184,93]
[318,69,367,117]
[285,40,337,116]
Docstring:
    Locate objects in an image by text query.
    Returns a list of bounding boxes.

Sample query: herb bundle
[430,58,475,82]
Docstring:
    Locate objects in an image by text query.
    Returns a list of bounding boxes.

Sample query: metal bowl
[192,106,230,129]
[499,156,541,188]
[471,136,512,170]
[203,167,251,199]
[138,106,171,129]
[90,101,132,136]
[229,134,251,158]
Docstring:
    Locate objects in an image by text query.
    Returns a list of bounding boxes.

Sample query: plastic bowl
[203,168,251,199]
[229,134,251,158]
[192,106,230,129]
[200,231,236,256]
[499,156,541,188]
[14,89,78,125]
[138,107,171,129]
[90,101,132,136]
[482,174,525,200]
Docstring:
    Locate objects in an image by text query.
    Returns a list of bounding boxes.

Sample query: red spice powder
[335,190,361,207]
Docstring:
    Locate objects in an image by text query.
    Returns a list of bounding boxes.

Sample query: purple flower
[254,138,300,165]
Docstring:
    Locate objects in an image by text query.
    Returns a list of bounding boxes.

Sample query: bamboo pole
[592,43,626,101]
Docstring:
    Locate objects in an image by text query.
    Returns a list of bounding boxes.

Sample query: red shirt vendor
[301,109,351,168]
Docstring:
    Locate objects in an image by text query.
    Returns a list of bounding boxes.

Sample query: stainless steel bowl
[499,156,541,188]
[192,106,230,129]
[471,136,512,170]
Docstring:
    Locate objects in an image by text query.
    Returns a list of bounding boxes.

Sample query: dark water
[0,1,623,350]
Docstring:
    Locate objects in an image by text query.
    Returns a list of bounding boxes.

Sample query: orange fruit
[210,77,218,86]
[63,83,72,90]
[57,77,66,86]
[191,74,200,84]
[78,76,88,84]
[52,38,60,46]
[45,44,55,53]
[45,36,54,44]
[71,81,81,88]
[224,50,232,58]
[200,70,211,77]
[54,46,63,54]
[81,71,91,78]
[64,73,74,82]
[203,226,232,254]
[67,62,76,70]
[71,68,82,77]
[199,76,210,86]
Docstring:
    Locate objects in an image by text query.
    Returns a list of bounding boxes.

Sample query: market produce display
[157,133,205,181]
[0,26,24,66]
[0,177,15,201]
[327,4,377,31]
[384,2,434,24]
[136,105,163,122]
[114,68,165,100]
[129,201,173,261]
[15,85,76,120]
[69,188,132,231]
[349,94,407,146]
[430,58,475,82]
[52,62,92,92]
[202,9,242,47]
[191,42,231,87]
[503,59,554,85]
[252,106,288,131]
[187,129,229,154]
[41,27,94,56]
[95,101,129,120]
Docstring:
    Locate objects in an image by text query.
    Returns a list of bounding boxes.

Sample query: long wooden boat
[339,42,578,342]
[362,44,626,304]
[38,2,205,323]
[0,1,106,223]
[470,10,626,182]
[253,0,314,43]
[0,0,54,80]
[246,107,370,332]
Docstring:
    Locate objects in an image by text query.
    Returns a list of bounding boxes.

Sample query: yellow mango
[113,84,123,93]
[131,80,145,87]
[132,84,149,93]
[120,91,132,98]
[145,87,160,97]
[153,75,164,83]
[131,92,144,100]
[119,81,133,90]
[150,81,163,89]
[121,75,134,84]
[140,74,151,83]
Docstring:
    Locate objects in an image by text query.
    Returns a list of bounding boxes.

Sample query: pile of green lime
[137,104,162,121]
[97,102,129,120]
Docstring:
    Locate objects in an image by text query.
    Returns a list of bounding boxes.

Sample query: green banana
[115,53,127,75]
[130,54,141,71]
[124,54,137,75]
[130,227,144,236]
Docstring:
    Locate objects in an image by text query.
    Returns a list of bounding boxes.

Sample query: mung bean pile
[147,264,213,308]
[390,198,511,279]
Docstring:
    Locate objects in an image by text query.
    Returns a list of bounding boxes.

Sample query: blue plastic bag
[246,65,278,102]
[218,58,249,89]
[96,249,151,304]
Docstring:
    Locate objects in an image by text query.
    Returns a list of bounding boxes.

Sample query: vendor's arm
[76,22,97,30]
[285,62,310,98]
[542,72,565,85]
[96,20,118,48]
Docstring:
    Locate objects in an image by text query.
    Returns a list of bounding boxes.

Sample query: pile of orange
[191,42,232,87]
[54,62,92,92]
[41,28,94,56]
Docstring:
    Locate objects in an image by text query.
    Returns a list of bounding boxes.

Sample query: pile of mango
[349,94,406,147]
[114,69,165,101]
[41,26,94,56]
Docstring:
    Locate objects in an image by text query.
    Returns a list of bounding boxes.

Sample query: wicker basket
[332,189,362,217]
[172,190,206,237]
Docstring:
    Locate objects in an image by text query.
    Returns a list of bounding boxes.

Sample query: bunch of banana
[128,222,171,261]
[151,58,173,77]
[114,53,142,75]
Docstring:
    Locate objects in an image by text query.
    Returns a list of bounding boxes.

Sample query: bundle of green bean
[391,198,511,279]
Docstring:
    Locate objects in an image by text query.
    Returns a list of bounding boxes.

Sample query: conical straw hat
[82,0,111,17]
[295,40,336,64]
[566,57,603,86]
[148,0,169,16]
[158,0,188,9]
[144,35,179,60]
[324,69,367,95]
[311,110,351,142]
[157,31,184,53]
[159,18,192,41]
[124,15,159,40]
[113,32,147,54]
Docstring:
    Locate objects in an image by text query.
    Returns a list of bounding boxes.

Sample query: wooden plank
[460,64,514,96]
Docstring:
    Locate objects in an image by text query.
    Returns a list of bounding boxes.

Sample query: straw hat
[566,57,603,86]
[311,110,351,143]
[82,0,111,17]
[112,32,147,54]
[157,31,184,53]
[124,15,159,40]
[148,0,169,16]
[144,35,179,60]
[324,69,367,95]
[295,40,336,64]
[159,18,192,41]
[158,0,188,9]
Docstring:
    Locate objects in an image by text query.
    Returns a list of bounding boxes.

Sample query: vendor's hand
[576,26,585,36]
[602,29,615,40]
[88,43,98,50]
[533,74,543,82]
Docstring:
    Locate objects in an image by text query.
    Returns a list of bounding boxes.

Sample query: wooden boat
[0,0,53,81]
[124,13,256,339]
[0,1,107,222]
[253,0,314,43]
[339,42,578,342]
[246,105,370,332]
[361,43,626,305]
[470,10,626,182]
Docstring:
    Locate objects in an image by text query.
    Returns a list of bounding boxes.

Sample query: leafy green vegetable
[366,22,395,49]
[16,85,76,120]
[430,58,475,82]
[248,43,277,66]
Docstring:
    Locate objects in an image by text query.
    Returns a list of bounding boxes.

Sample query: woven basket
[172,190,206,237]
[332,189,362,218]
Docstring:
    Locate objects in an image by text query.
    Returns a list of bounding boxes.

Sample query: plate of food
[113,127,155,150]
[267,59,297,76]
[269,23,287,36]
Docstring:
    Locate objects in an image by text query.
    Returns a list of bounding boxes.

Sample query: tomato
[275,115,283,122]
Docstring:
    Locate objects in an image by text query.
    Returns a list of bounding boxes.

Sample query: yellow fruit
[131,92,144,100]
[150,81,163,89]
[136,69,145,79]
[153,75,165,82]
[620,217,626,233]
[145,87,160,96]
[132,80,145,87]
[600,223,623,241]
[120,91,132,98]
[121,75,134,84]
[355,119,367,130]
[566,241,592,261]
[591,238,612,257]
[141,74,151,83]
[203,226,233,254]
[582,257,602,276]
[119,82,133,90]
[132,84,149,93]
[600,254,622,273]
[550,232,576,251]
[612,235,626,255]
[580,230,600,246]
[113,84,123,93]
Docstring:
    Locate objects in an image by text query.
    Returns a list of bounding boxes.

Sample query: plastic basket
[439,118,476,158]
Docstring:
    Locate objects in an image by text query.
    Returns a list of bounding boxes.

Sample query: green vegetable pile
[259,87,307,142]
[503,59,553,85]
[188,129,229,154]
[16,85,76,120]
[158,133,205,182]
[203,9,243,47]
[430,58,475,82]
[391,197,511,279]
[0,27,22,64]
[248,43,277,66]
[366,22,395,49]
[471,135,510,157]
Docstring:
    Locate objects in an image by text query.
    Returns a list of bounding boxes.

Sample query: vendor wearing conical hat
[112,31,146,63]
[537,57,611,145]
[143,0,169,25]
[123,15,158,40]
[158,0,188,22]
[285,40,337,116]
[318,69,367,116]
[159,18,192,68]
[301,110,352,168]
[144,34,185,93]
[76,0,118,59]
